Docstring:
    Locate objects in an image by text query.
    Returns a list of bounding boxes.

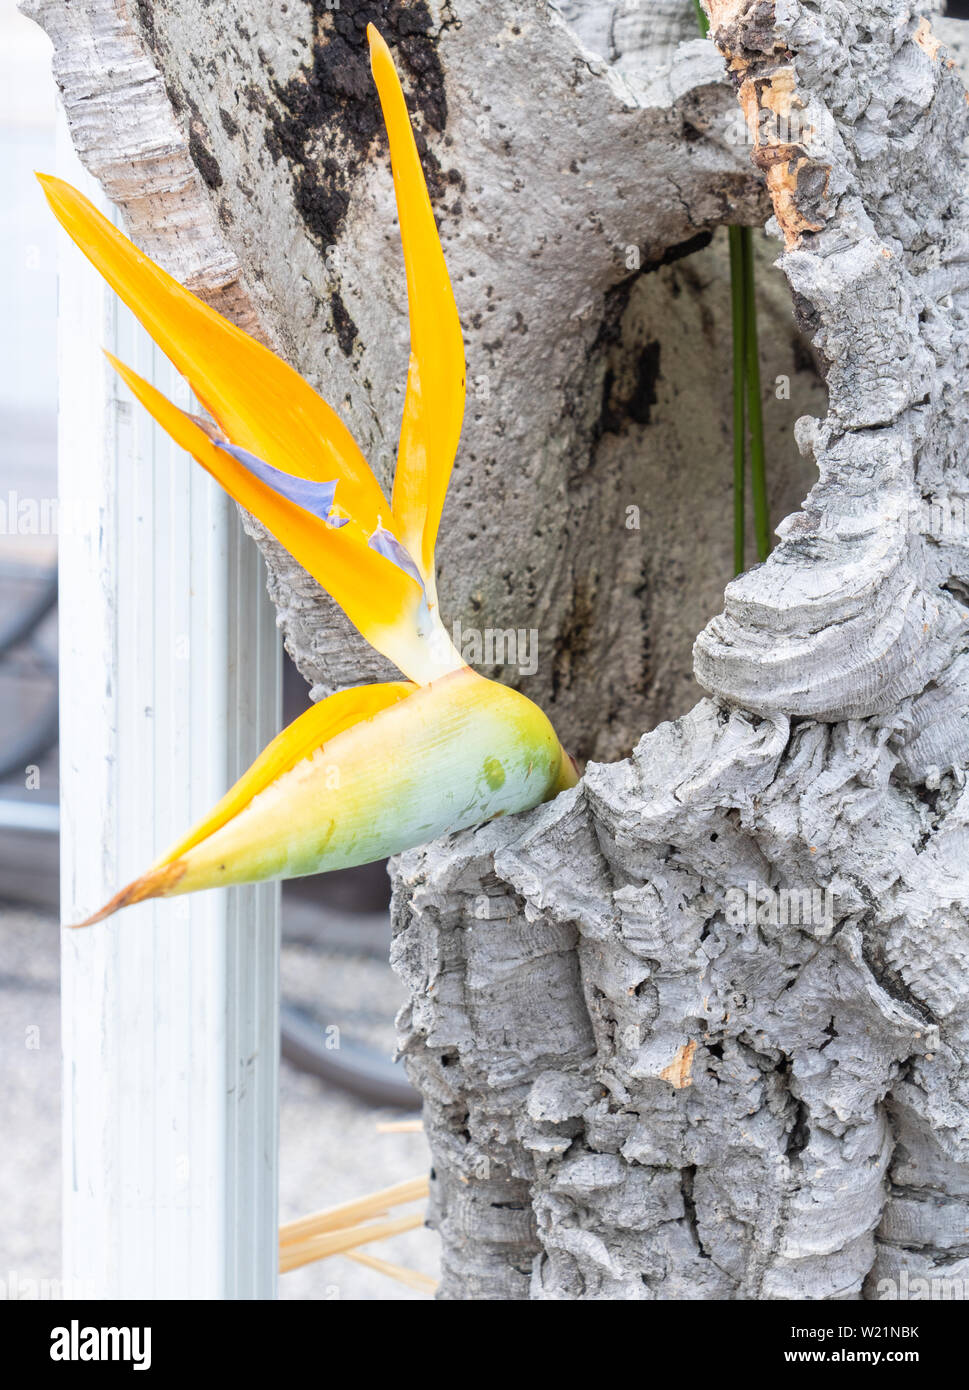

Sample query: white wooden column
[56,126,282,1299]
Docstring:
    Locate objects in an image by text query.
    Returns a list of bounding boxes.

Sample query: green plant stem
[728,226,747,575]
[741,227,770,562]
[693,0,770,573]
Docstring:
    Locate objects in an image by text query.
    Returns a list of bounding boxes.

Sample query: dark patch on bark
[785,1095,810,1157]
[219,105,240,138]
[189,126,223,190]
[133,0,157,52]
[628,341,661,426]
[330,289,359,356]
[586,231,712,443]
[793,158,829,226]
[590,275,638,362]
[791,290,821,339]
[680,1165,711,1258]
[131,1,183,118]
[265,0,449,253]
[860,932,940,1030]
[135,0,226,204]
[550,580,596,717]
[643,230,713,275]
[242,83,267,114]
[715,1,782,62]
[791,330,818,376]
[598,341,661,434]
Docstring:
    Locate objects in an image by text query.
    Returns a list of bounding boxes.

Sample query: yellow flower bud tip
[70,861,187,928]
[71,668,576,925]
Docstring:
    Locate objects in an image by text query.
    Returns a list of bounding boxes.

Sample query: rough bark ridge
[393,1,969,1300]
[29,0,823,762]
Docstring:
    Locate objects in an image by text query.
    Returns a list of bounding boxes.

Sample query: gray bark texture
[30,0,969,1300]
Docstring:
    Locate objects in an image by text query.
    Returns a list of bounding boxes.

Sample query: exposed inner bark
[30,0,969,1300]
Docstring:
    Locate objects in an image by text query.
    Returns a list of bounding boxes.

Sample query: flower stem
[741,227,770,562]
[728,226,747,575]
[693,0,769,572]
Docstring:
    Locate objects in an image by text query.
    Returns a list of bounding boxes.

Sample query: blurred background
[0,0,436,1300]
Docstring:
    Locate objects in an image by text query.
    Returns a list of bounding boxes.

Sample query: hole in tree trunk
[577,226,827,758]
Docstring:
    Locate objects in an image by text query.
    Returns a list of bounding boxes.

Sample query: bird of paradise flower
[39,25,577,927]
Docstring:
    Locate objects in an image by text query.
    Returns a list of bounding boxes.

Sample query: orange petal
[37,173,388,531]
[368,27,465,599]
[106,354,440,681]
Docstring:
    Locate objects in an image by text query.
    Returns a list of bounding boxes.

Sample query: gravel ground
[0,904,60,1287]
[0,903,439,1300]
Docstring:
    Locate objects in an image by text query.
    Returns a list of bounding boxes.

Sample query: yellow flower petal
[368,26,466,604]
[105,354,445,681]
[154,679,415,867]
[37,173,388,530]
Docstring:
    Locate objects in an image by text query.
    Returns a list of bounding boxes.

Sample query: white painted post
[56,126,282,1299]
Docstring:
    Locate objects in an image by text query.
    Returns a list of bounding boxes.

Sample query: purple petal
[214,441,338,524]
[368,524,424,587]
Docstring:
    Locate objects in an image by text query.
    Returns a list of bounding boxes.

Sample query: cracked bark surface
[29,0,969,1300]
[392,0,969,1299]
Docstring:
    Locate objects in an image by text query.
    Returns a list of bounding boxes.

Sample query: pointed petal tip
[102,351,150,399]
[35,172,77,211]
[367,23,391,66]
[67,861,187,927]
[35,172,66,213]
[68,893,127,928]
